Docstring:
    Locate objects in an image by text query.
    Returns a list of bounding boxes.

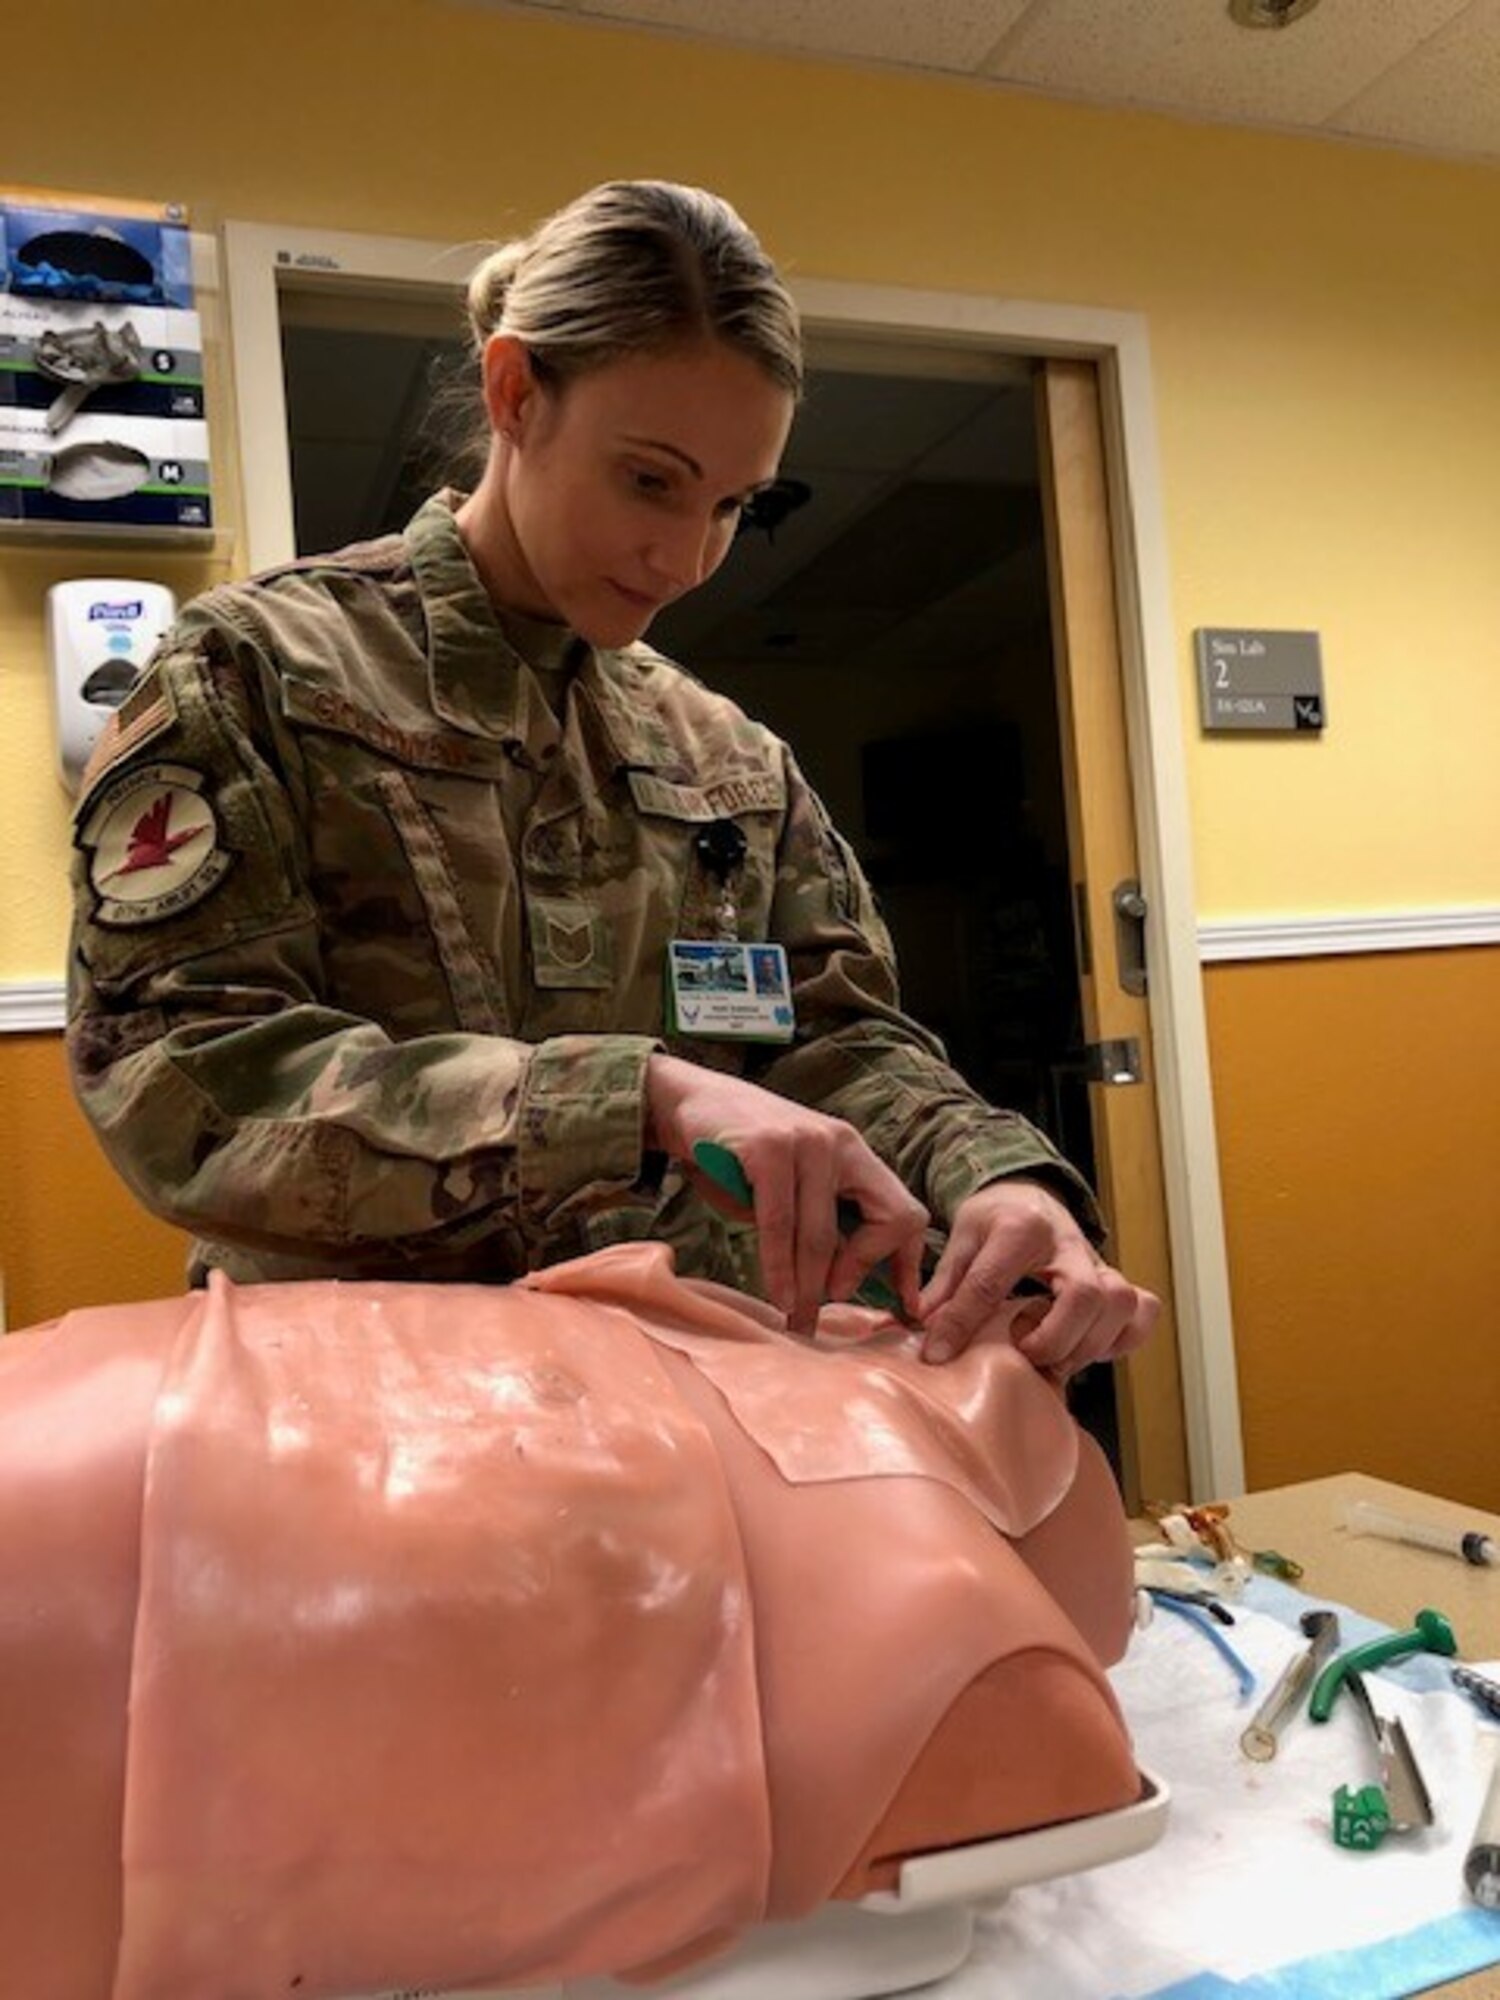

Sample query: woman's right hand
[645,1054,929,1336]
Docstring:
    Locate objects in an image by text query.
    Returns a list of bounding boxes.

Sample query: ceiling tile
[983,0,1478,126]
[1329,0,1500,158]
[571,0,1032,72]
[459,0,1500,166]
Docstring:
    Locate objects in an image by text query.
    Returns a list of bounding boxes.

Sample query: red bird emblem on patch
[105,790,212,878]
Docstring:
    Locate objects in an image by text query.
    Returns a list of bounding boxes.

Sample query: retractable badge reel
[695,817,748,938]
[666,818,795,1044]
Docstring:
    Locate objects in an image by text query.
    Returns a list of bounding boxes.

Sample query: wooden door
[1037,359,1190,1511]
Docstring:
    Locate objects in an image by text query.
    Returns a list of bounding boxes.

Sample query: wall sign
[1194,629,1324,733]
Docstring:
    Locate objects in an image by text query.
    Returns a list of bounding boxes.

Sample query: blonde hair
[466,180,802,398]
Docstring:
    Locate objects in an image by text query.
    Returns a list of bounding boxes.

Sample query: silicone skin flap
[523,1244,1080,1540]
[0,1245,1138,2000]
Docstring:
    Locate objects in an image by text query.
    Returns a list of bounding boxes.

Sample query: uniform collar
[405,491,679,771]
[405,491,532,742]
[582,651,683,773]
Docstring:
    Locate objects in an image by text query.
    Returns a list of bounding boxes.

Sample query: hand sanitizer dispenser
[48,578,177,793]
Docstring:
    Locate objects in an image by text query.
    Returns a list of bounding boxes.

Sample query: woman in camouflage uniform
[67,181,1156,1376]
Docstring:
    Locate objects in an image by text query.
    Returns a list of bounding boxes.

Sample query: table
[1156,1471,1500,2000]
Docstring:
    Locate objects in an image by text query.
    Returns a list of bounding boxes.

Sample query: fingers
[918,1223,1023,1363]
[793,1152,842,1334]
[1013,1262,1160,1376]
[749,1137,838,1336]
[885,1224,927,1323]
[648,1060,913,1325]
[916,1179,1160,1376]
[750,1128,926,1333]
[825,1202,926,1321]
[924,1250,1157,1373]
[917,1199,992,1322]
[652,1060,1170,1353]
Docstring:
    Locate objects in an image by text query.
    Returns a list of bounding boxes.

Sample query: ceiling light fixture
[1228,0,1322,27]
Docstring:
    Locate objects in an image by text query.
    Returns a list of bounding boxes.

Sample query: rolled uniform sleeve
[66,618,659,1276]
[752,751,1103,1240]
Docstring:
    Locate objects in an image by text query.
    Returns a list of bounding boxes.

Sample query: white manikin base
[577,1903,974,2000]
[459,1772,1169,2000]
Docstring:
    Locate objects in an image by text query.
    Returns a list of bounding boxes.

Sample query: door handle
[1112,879,1148,997]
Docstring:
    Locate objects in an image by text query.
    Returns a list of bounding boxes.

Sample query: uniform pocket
[373,768,510,1035]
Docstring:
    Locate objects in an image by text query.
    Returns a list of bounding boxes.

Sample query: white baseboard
[1,980,66,1033]
[1197,906,1500,962]
[4,907,1496,1033]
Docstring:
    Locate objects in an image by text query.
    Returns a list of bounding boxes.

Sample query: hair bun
[466,240,527,347]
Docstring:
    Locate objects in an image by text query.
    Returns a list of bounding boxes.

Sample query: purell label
[89,600,145,622]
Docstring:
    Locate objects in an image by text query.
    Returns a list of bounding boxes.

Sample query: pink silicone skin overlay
[0,1244,1139,1999]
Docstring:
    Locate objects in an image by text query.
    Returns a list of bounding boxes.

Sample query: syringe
[1341,1498,1498,1567]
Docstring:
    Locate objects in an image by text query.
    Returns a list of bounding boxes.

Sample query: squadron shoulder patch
[78,761,233,927]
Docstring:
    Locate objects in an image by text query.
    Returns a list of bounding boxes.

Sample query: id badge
[665,939,795,1043]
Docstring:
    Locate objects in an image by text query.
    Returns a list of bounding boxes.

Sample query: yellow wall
[2,0,1497,960]
[2,1,1497,1503]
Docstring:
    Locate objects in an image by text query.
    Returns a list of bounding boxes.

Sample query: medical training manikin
[0,1243,1160,2000]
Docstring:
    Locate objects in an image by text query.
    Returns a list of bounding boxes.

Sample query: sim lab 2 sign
[1194,629,1325,733]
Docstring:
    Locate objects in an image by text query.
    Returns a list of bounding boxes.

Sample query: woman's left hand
[916,1180,1159,1377]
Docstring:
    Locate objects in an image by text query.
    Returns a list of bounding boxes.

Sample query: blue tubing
[1149,1589,1258,1701]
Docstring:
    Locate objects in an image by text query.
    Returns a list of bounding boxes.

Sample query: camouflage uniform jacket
[66,493,1099,1287]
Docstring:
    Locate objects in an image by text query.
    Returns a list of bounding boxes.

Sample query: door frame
[223,220,1246,1500]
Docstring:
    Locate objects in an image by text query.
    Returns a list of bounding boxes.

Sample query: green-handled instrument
[690,1139,910,1323]
[1308,1607,1458,1723]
